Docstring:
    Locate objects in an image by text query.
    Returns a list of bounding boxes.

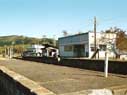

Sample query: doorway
[74,44,85,57]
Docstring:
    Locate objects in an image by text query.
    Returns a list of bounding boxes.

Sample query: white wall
[120,55,127,60]
[88,32,116,58]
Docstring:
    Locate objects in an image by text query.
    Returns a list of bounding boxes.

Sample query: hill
[0,35,54,46]
[0,35,57,54]
[0,35,41,46]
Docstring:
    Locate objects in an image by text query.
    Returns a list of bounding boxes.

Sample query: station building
[58,31,116,58]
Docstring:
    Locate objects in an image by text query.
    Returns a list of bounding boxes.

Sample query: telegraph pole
[53,35,56,46]
[4,45,6,57]
[105,50,108,78]
[94,17,97,59]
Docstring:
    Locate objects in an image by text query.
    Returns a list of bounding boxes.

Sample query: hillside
[0,35,41,46]
[0,35,57,54]
[0,35,57,47]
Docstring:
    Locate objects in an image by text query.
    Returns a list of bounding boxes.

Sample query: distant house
[41,44,59,57]
[22,45,45,57]
[119,51,127,60]
[120,54,127,60]
[58,31,117,58]
[22,44,59,58]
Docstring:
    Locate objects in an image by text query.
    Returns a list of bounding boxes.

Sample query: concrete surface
[0,59,127,94]
[0,66,55,95]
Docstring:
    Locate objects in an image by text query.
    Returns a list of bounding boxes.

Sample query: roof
[119,51,127,55]
[58,31,101,40]
[42,44,58,49]
[58,32,88,40]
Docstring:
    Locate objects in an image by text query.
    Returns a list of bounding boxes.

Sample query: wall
[59,33,89,57]
[22,56,58,64]
[21,57,127,75]
[88,32,116,58]
[0,66,55,95]
[59,46,74,57]
[60,59,127,75]
[58,33,88,46]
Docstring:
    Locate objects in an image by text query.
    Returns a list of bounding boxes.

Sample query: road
[0,59,127,94]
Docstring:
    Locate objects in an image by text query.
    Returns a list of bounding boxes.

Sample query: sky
[0,0,127,39]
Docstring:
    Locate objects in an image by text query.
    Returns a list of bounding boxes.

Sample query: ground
[0,59,127,94]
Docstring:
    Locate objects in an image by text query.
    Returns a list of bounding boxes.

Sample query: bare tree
[101,27,127,58]
[62,30,68,37]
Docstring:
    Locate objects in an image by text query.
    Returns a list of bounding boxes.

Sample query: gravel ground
[0,59,127,94]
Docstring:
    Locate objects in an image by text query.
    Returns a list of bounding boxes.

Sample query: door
[74,45,85,57]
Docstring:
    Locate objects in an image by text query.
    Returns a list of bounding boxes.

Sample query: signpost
[105,50,108,78]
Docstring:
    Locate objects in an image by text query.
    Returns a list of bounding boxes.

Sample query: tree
[40,38,54,46]
[105,27,127,52]
[116,30,127,51]
[99,27,127,59]
[62,30,68,37]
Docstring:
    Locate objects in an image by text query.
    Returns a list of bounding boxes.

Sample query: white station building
[58,31,116,58]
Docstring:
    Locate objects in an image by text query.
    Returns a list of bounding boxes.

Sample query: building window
[99,45,106,51]
[91,47,95,51]
[90,44,96,51]
[64,45,73,51]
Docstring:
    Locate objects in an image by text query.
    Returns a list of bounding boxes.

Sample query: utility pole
[53,35,56,46]
[43,35,46,45]
[12,41,15,58]
[4,45,6,57]
[22,41,24,51]
[9,47,12,59]
[94,17,97,59]
[105,50,108,78]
